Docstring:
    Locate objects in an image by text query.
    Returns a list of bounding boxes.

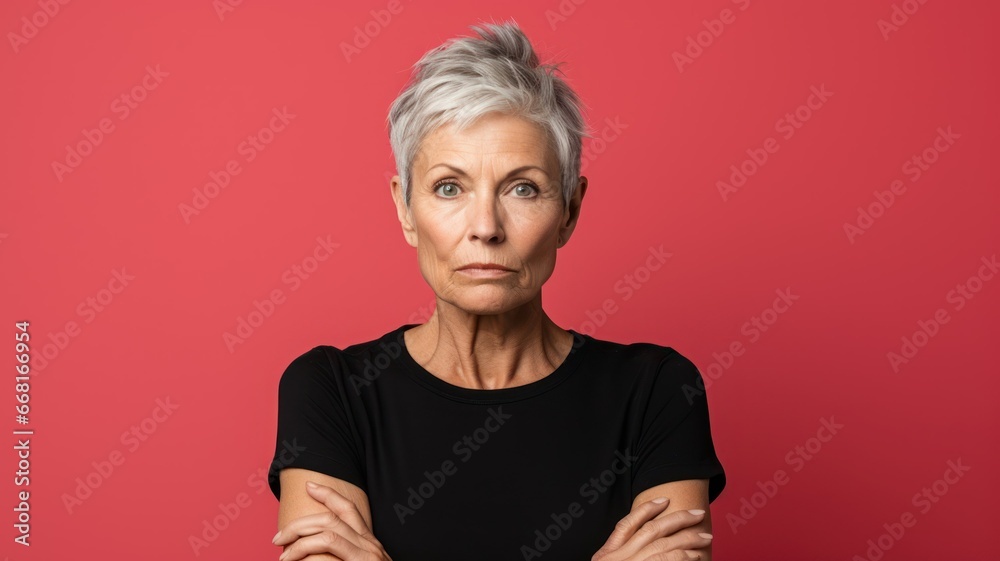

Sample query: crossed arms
[275,467,714,561]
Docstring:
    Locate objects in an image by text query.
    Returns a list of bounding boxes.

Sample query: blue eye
[434,181,459,197]
[431,180,539,198]
[513,183,538,197]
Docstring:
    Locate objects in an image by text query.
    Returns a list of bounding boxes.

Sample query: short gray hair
[386,19,593,209]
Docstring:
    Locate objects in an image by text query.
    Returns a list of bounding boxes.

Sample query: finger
[303,482,373,540]
[273,512,363,549]
[278,530,358,561]
[595,498,671,554]
[634,531,714,561]
[636,549,697,561]
[610,509,708,559]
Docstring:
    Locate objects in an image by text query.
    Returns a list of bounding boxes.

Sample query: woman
[267,20,726,561]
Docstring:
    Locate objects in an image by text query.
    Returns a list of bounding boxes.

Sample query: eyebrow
[425,163,550,179]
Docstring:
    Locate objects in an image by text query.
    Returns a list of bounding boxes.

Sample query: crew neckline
[390,323,590,404]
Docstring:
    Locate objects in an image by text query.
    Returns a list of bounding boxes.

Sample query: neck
[404,297,572,390]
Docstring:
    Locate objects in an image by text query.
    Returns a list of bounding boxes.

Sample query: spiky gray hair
[386,19,593,210]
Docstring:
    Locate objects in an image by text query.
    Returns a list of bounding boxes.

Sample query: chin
[452,290,523,314]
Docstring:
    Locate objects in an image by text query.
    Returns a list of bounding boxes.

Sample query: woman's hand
[273,481,392,561]
[591,498,714,561]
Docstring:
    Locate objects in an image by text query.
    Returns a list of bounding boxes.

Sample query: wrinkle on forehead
[414,115,559,181]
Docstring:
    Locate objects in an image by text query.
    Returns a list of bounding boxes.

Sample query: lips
[458,263,513,271]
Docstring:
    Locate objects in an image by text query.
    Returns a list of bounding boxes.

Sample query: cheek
[512,214,560,251]
[522,251,557,280]
[512,224,560,280]
[412,224,459,276]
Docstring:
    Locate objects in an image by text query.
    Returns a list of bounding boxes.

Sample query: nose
[467,192,505,243]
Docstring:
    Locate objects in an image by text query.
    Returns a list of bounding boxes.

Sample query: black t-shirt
[268,323,726,561]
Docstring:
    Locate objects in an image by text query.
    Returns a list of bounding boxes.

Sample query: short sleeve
[631,350,726,504]
[267,347,366,500]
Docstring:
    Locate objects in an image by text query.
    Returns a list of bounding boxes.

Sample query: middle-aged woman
[267,20,726,561]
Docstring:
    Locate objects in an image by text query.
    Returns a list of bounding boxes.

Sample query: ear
[390,175,417,248]
[557,176,587,248]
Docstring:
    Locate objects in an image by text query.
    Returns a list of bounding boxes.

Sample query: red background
[2,0,997,559]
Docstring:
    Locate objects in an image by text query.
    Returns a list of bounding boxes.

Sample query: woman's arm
[277,467,374,560]
[631,479,714,560]
[593,478,714,560]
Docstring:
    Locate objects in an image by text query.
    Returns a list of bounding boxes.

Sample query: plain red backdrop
[1,0,997,559]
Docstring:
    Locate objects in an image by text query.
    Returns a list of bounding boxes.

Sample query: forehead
[415,113,557,172]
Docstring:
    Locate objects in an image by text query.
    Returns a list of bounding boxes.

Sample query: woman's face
[391,111,585,315]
